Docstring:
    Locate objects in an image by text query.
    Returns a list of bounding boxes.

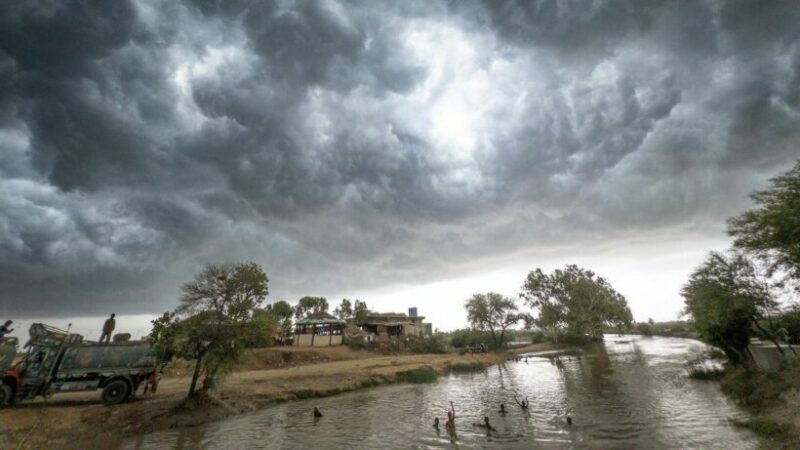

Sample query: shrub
[720,370,759,404]
[688,367,725,380]
[343,336,368,350]
[731,418,794,438]
[772,307,800,345]
[719,369,791,407]
[396,366,437,383]
[408,336,447,354]
[447,329,495,349]
[528,330,545,343]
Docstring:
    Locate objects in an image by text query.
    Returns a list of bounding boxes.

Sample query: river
[121,335,757,449]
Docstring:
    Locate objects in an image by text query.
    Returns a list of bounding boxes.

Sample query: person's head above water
[110,313,115,319]
[484,416,490,425]
[566,416,573,425]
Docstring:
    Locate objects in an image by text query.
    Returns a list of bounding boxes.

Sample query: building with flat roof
[360,309,431,339]
[294,311,346,347]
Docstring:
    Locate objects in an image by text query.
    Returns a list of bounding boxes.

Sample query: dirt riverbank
[0,343,558,449]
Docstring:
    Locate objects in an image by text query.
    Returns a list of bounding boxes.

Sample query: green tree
[465,292,520,350]
[249,308,279,347]
[265,300,294,341]
[294,296,329,319]
[334,298,353,320]
[151,262,270,398]
[522,265,633,341]
[682,252,782,365]
[728,160,800,287]
[353,299,370,324]
[637,321,654,337]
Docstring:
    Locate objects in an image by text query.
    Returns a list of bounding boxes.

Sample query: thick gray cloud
[0,0,798,317]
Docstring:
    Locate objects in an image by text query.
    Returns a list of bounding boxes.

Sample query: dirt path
[0,343,559,449]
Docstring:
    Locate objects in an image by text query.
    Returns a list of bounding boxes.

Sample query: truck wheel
[101,379,130,406]
[0,384,13,407]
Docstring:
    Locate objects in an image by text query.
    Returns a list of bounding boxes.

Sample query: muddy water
[122,336,757,449]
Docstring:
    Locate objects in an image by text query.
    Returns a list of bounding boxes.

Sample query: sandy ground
[0,343,556,449]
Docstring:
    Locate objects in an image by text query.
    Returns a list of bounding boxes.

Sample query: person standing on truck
[0,320,13,339]
[99,314,116,343]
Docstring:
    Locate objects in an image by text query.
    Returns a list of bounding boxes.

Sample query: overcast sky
[1,0,799,334]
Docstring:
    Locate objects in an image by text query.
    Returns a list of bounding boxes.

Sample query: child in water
[473,416,496,432]
[445,401,456,434]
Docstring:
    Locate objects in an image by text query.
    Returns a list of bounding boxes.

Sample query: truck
[0,323,158,407]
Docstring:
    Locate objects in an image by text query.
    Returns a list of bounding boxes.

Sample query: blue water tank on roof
[409,307,418,317]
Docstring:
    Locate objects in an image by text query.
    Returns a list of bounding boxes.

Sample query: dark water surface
[121,336,756,449]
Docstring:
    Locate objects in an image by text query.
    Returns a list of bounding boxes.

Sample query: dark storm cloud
[0,0,798,316]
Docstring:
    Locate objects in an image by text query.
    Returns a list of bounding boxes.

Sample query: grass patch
[731,418,794,438]
[360,378,380,388]
[446,362,487,373]
[396,366,437,383]
[292,389,315,400]
[324,387,343,396]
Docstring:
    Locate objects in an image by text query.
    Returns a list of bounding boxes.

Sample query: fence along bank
[0,323,158,406]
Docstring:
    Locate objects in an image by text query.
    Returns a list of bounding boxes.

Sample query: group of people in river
[428,396,572,440]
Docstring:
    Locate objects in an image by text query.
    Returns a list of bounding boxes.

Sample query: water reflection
[121,336,757,449]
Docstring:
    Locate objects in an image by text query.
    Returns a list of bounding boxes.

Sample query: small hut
[294,311,346,347]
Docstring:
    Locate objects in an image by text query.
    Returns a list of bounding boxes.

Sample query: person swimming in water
[566,416,573,426]
[445,401,456,434]
[313,407,323,418]
[433,417,440,429]
[473,416,496,432]
[499,403,507,415]
[515,394,529,409]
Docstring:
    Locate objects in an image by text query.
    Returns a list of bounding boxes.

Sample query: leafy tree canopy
[465,292,521,350]
[353,299,370,324]
[265,300,294,341]
[151,262,270,397]
[265,300,294,320]
[728,160,800,287]
[294,296,329,319]
[522,265,633,341]
[682,252,780,365]
[334,298,353,320]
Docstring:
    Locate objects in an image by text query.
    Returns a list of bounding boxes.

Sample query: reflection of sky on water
[120,336,756,450]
